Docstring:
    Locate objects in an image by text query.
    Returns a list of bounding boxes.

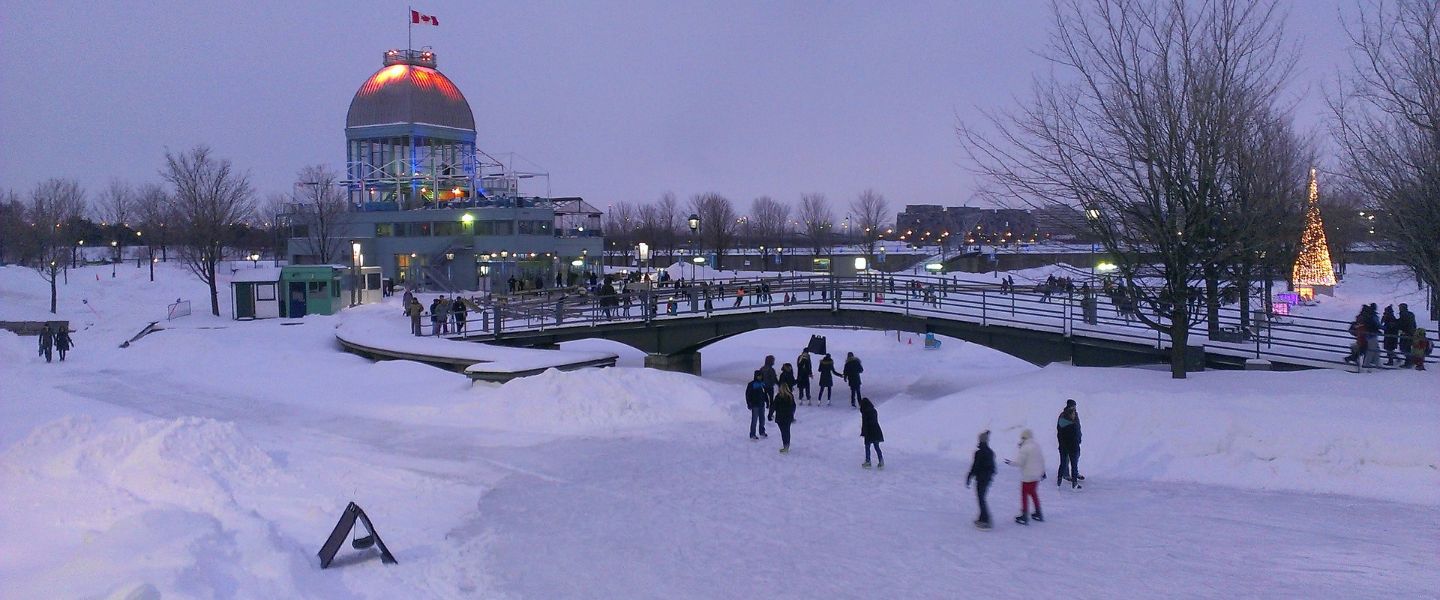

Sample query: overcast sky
[1,0,1356,213]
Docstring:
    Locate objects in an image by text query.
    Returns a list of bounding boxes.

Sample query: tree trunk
[1204,265,1220,337]
[1238,266,1251,332]
[50,272,57,314]
[207,260,220,316]
[1169,305,1189,379]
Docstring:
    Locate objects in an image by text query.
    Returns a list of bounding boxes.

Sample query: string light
[1291,168,1337,287]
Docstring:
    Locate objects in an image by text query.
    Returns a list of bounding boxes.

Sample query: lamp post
[350,240,361,307]
[637,242,651,279]
[479,262,491,295]
[688,213,700,280]
[75,239,83,269]
[135,231,143,268]
[110,240,118,277]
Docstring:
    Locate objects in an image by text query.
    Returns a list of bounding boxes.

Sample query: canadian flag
[411,10,439,26]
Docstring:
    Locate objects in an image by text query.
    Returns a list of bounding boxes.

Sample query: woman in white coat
[1004,429,1046,525]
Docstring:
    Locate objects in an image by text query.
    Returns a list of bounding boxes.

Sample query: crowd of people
[1345,302,1432,371]
[965,399,1085,529]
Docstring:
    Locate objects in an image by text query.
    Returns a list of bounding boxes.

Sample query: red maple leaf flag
[411,10,439,26]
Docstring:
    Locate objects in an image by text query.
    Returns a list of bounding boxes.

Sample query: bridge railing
[476,273,1432,369]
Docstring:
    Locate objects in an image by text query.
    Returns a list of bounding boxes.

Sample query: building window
[476,221,513,236]
[375,223,396,237]
[403,222,432,237]
[256,283,275,301]
[307,281,327,294]
[433,221,462,237]
[518,220,552,235]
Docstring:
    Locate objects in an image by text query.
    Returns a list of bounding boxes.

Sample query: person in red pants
[1005,429,1047,525]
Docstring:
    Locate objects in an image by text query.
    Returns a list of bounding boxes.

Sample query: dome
[346,62,475,132]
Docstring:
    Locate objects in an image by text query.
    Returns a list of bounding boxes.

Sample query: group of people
[402,291,472,337]
[1345,302,1431,371]
[744,351,869,454]
[36,323,75,363]
[965,399,1085,530]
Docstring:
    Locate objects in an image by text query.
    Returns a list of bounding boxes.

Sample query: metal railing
[418,273,1432,370]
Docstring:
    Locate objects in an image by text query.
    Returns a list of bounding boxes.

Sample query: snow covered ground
[0,262,1435,598]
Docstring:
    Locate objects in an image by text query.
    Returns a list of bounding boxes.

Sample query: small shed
[280,265,344,317]
[231,267,283,320]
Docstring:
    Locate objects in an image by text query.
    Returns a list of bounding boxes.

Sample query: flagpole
[407,5,412,51]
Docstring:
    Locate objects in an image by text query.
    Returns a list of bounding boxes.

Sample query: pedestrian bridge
[454,274,1377,375]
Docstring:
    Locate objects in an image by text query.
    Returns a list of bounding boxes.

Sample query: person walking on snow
[55,327,74,362]
[818,354,837,405]
[746,371,769,440]
[966,430,997,530]
[1382,305,1401,366]
[859,397,884,469]
[407,298,424,336]
[1056,400,1083,489]
[760,355,779,404]
[777,363,796,400]
[38,324,55,363]
[842,352,864,408]
[1004,429,1046,525]
[795,350,813,404]
[1398,303,1418,357]
[452,297,468,336]
[772,383,797,453]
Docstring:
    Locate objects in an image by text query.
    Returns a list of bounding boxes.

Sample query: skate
[877,461,884,470]
[1014,514,1028,525]
[862,461,872,469]
[779,446,790,454]
[974,519,992,531]
[1031,512,1044,523]
[750,435,758,441]
[759,432,768,438]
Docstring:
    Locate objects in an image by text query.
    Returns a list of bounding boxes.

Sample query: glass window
[476,221,512,236]
[256,283,275,301]
[307,281,327,294]
[375,223,396,237]
[403,222,432,237]
[433,221,462,236]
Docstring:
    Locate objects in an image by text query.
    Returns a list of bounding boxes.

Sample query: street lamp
[637,242,651,277]
[479,262,492,294]
[75,239,84,269]
[687,213,700,279]
[350,240,361,306]
[110,240,118,277]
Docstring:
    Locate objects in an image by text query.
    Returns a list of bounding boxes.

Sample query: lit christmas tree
[1291,168,1337,288]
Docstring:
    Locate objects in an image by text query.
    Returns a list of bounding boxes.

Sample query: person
[795,350,813,404]
[55,326,74,362]
[1056,400,1083,489]
[777,363,796,395]
[842,352,864,408]
[1381,305,1401,365]
[1004,429,1046,525]
[859,397,884,468]
[507,275,517,293]
[760,355,778,404]
[1406,328,1432,371]
[429,298,443,336]
[746,371,769,440]
[452,297,467,335]
[1398,303,1418,358]
[38,323,54,363]
[965,430,997,530]
[818,353,837,405]
[402,289,415,308]
[407,298,424,336]
[772,383,797,453]
[1363,303,1382,368]
[734,286,744,308]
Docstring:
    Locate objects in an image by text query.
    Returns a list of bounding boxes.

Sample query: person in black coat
[1056,399,1083,487]
[746,370,769,440]
[818,354,836,405]
[859,397,884,468]
[966,430,997,529]
[842,352,864,408]
[772,383,797,453]
[55,327,74,362]
[1381,305,1401,365]
[38,324,55,363]
[452,297,468,335]
[795,350,813,404]
[1398,303,1418,357]
[759,355,778,403]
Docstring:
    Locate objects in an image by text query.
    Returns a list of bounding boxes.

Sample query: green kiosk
[279,265,344,318]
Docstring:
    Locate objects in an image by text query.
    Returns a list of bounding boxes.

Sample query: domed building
[284,48,603,295]
[346,49,478,209]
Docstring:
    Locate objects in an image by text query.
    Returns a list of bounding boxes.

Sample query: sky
[0,1,1357,213]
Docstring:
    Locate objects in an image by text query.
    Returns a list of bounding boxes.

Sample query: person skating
[777,363,796,404]
[795,350,813,404]
[746,371,769,440]
[1056,400,1082,489]
[772,383,797,453]
[842,352,864,408]
[818,354,837,405]
[1004,429,1046,524]
[760,355,779,405]
[38,324,54,363]
[859,397,884,468]
[965,430,997,530]
[55,327,74,362]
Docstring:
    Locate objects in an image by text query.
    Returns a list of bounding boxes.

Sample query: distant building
[285,48,603,292]
[894,204,1042,247]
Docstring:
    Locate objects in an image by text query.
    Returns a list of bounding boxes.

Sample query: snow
[0,261,1436,598]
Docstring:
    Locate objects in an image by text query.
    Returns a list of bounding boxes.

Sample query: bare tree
[962,0,1294,378]
[162,145,254,316]
[690,193,739,261]
[254,191,292,266]
[17,179,86,313]
[1333,0,1440,320]
[656,192,681,264]
[749,196,791,270]
[798,193,834,257]
[93,179,133,262]
[851,189,889,262]
[132,183,174,280]
[604,200,639,259]
[291,165,351,265]
[0,189,22,264]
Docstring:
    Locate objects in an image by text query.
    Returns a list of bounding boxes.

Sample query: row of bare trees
[603,190,890,268]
